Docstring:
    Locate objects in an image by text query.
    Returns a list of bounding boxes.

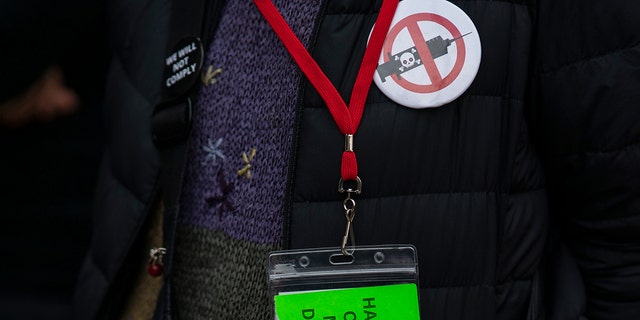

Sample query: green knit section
[172,225,280,319]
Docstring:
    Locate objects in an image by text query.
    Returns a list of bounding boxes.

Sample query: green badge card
[275,283,420,319]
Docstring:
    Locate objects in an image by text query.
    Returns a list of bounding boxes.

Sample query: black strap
[151,0,225,318]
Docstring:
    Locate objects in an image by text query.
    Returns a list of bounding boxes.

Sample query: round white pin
[373,0,481,108]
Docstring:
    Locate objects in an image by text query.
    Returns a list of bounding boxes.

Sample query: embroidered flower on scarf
[205,169,236,218]
[202,137,226,166]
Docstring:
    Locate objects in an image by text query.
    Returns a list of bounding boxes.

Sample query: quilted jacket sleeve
[530,1,640,319]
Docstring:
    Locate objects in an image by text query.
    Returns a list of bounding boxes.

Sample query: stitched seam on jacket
[549,139,640,160]
[322,0,530,15]
[421,283,495,290]
[303,95,524,109]
[107,58,158,205]
[111,54,162,104]
[580,139,640,157]
[292,190,544,203]
[418,278,533,291]
[540,40,640,76]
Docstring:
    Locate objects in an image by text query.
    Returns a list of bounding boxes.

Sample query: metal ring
[343,198,356,211]
[338,176,362,194]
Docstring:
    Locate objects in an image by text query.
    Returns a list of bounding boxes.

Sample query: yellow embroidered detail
[238,148,257,179]
[201,65,223,86]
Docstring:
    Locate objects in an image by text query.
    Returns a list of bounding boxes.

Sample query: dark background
[0,0,107,318]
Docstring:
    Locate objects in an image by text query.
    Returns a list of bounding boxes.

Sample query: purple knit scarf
[173,0,321,318]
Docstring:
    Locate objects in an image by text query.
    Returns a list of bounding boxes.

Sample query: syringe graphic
[377,32,472,82]
[426,32,471,59]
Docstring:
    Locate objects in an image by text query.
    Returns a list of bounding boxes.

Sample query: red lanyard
[254,0,399,189]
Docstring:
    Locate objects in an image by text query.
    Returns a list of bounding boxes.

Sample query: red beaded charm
[148,261,164,277]
[148,247,167,277]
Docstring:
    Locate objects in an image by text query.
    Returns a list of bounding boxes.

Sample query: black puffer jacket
[532,2,640,319]
[290,1,546,319]
[74,0,640,319]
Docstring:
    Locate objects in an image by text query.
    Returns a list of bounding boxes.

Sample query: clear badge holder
[268,245,421,319]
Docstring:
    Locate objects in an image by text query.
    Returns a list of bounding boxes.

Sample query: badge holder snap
[268,245,421,320]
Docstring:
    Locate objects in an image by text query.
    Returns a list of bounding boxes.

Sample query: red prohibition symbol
[383,13,466,93]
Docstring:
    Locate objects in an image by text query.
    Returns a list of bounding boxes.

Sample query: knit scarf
[173,1,321,318]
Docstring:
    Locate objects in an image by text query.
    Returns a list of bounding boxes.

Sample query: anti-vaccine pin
[373,0,481,108]
[163,37,204,97]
